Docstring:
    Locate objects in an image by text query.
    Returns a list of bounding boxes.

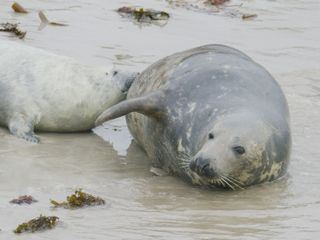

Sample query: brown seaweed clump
[10,195,38,205]
[14,215,59,234]
[206,0,230,5]
[0,23,26,39]
[118,7,170,23]
[51,189,105,209]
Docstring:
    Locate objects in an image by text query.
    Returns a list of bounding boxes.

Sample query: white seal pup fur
[0,40,137,143]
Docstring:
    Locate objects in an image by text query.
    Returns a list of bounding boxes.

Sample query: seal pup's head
[188,111,291,189]
[109,69,139,94]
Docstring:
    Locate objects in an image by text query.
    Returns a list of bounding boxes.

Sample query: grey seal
[96,44,291,189]
[0,40,137,143]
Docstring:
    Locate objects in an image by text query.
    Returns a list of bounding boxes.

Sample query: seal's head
[110,69,139,94]
[189,112,291,189]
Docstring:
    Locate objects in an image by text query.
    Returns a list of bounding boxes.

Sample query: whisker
[227,176,243,185]
[177,161,189,169]
[220,176,236,189]
[221,175,244,190]
[221,178,235,190]
[177,152,191,159]
[220,177,235,190]
[223,176,241,190]
[178,159,191,165]
[218,178,225,188]
[222,175,244,189]
[224,177,244,190]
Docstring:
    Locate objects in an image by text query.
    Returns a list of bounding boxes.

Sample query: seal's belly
[36,112,96,132]
[35,99,103,132]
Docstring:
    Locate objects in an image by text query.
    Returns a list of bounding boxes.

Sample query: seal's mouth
[189,157,244,190]
[189,171,244,190]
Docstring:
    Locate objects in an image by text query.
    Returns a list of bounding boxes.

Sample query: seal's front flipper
[150,167,168,177]
[8,115,39,143]
[95,90,166,126]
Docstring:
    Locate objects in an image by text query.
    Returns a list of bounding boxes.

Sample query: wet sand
[0,0,319,239]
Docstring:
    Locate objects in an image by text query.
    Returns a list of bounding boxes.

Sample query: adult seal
[0,40,137,143]
[96,44,291,189]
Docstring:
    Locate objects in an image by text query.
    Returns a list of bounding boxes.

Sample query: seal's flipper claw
[95,90,166,126]
[8,115,40,143]
[21,132,40,143]
[150,167,168,177]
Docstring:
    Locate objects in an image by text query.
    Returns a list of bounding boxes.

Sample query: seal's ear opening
[95,90,166,126]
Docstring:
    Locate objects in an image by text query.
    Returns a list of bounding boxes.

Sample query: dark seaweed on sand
[118,7,170,22]
[51,189,105,209]
[205,0,230,5]
[0,23,26,39]
[14,215,59,234]
[10,195,38,205]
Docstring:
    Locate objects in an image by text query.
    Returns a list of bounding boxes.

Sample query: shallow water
[0,0,319,239]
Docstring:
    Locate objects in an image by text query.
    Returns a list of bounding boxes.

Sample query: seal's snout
[115,71,139,93]
[190,157,216,178]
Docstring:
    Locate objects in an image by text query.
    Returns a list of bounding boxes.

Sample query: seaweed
[0,23,26,39]
[51,189,105,209]
[206,0,230,5]
[242,13,258,20]
[118,7,170,23]
[10,195,38,205]
[11,2,28,13]
[14,215,59,234]
[167,0,246,17]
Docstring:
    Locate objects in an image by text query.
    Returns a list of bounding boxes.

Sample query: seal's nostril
[202,164,215,178]
[201,163,210,174]
[190,157,216,178]
[190,157,202,171]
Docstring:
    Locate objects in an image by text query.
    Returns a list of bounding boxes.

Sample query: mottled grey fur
[96,45,291,189]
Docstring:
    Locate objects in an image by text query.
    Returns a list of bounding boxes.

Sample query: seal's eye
[233,146,245,155]
[208,133,214,139]
[113,71,118,76]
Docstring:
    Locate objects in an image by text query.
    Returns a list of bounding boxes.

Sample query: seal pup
[96,44,291,189]
[0,40,137,143]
